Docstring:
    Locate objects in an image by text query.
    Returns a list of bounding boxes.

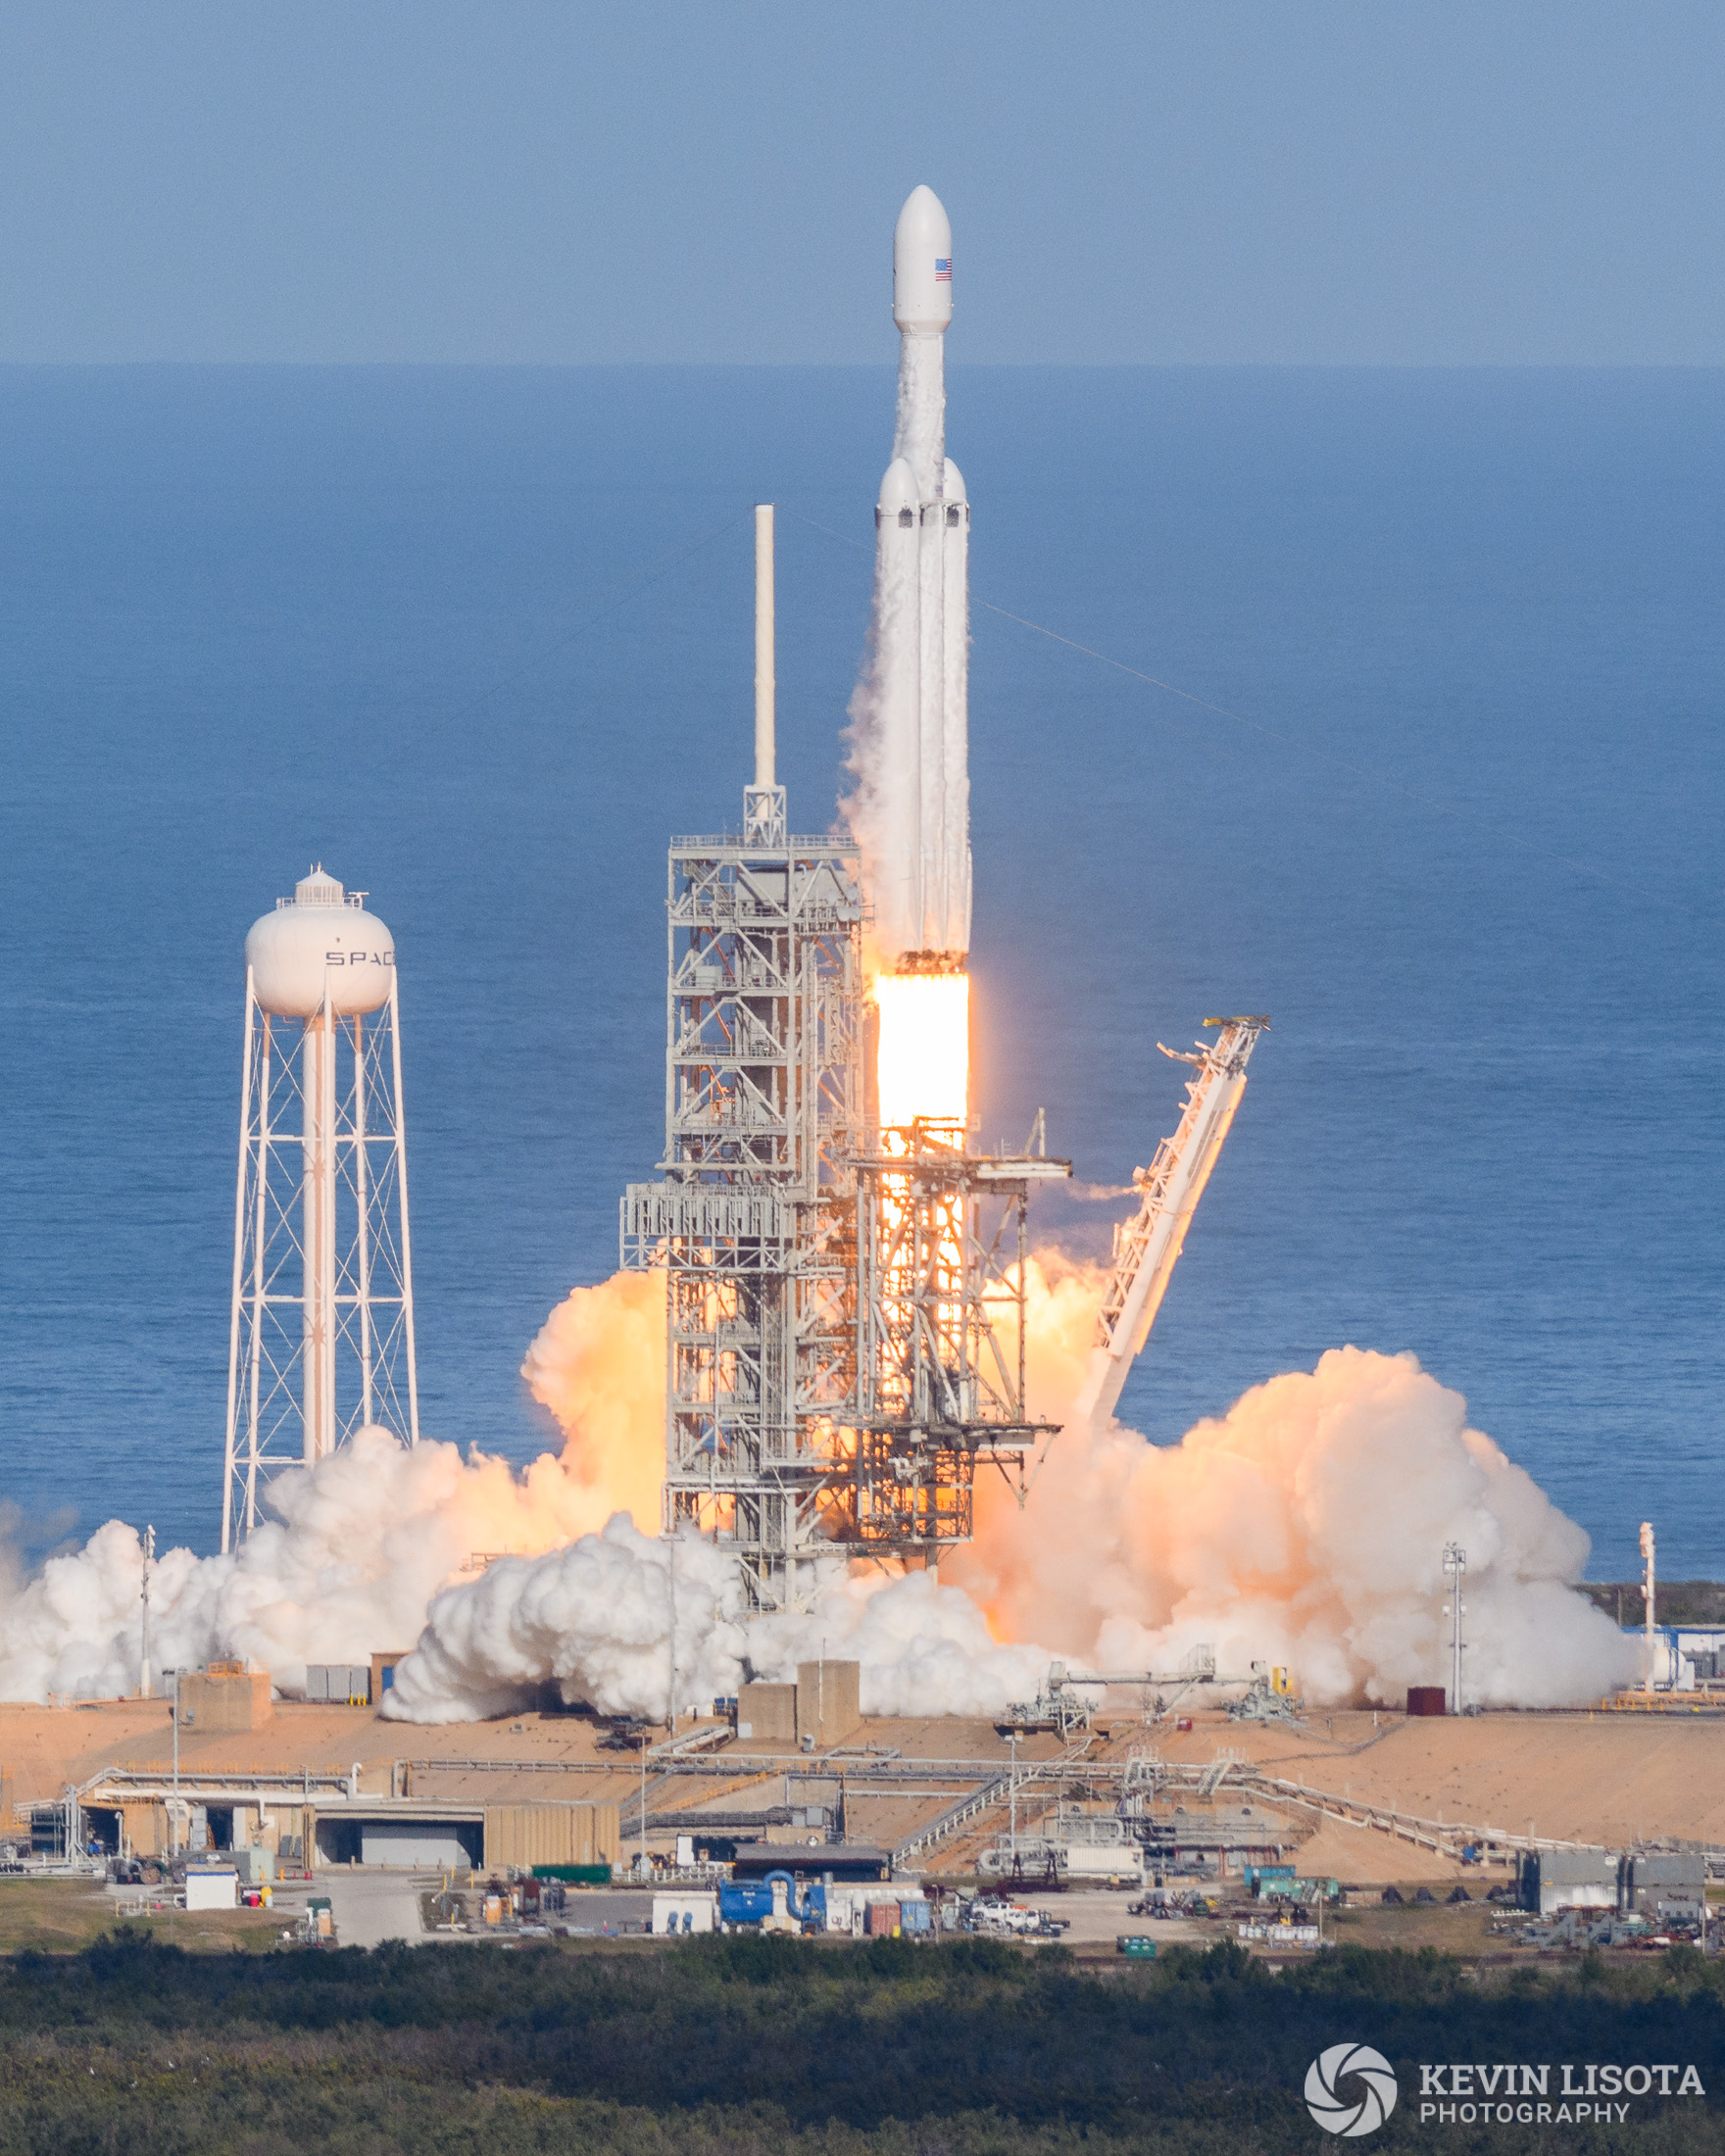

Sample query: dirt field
[1291,1813,1466,1881]
[1085,1705,1725,1851]
[0,1698,1060,1818]
[0,1879,285,1954]
[1324,1895,1506,1956]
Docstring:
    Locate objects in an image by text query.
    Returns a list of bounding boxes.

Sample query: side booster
[872,183,971,963]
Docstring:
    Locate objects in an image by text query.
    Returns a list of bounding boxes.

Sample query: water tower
[222,866,419,1549]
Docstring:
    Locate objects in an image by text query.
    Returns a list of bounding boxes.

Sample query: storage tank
[244,866,395,1017]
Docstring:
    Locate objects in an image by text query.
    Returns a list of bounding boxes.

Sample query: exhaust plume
[0,1274,663,1706]
[0,1261,1631,1719]
[946,1258,1637,1710]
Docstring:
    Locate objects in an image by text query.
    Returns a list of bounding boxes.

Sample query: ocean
[1,364,1719,1580]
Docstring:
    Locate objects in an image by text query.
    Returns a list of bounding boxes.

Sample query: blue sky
[3,1,1722,365]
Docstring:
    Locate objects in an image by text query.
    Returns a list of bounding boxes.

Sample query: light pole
[1442,1545,1466,1715]
[139,1528,155,1700]
[665,1535,676,1737]
[163,1668,187,1858]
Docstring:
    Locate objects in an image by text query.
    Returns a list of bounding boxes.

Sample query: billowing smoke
[383,1520,747,1725]
[0,1265,1052,1724]
[943,1255,1638,1710]
[0,1274,663,1706]
[0,1252,1632,1718]
[519,1266,665,1533]
[383,1526,1049,1726]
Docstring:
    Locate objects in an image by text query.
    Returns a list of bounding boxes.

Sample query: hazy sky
[4,2,1722,365]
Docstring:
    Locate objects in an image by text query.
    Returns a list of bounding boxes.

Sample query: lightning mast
[1072,1016,1267,1434]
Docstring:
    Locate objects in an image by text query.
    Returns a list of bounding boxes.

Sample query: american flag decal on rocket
[935,258,951,281]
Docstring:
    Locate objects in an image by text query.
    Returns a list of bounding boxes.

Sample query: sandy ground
[1113,1708,1725,1847]
[9,1699,1725,1896]
[0,1702,1075,1835]
[1291,1813,1467,1882]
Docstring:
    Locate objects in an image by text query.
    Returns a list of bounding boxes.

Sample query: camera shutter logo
[1305,2044,1399,2136]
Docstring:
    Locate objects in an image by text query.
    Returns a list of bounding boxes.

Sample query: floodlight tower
[222,866,419,1549]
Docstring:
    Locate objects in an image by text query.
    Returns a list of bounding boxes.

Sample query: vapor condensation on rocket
[868,184,971,964]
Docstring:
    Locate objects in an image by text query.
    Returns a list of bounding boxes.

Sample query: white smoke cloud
[948,1261,1638,1711]
[757,1568,1049,1720]
[383,1519,748,1725]
[0,1254,1634,1721]
[0,1427,626,1707]
[384,1523,1052,1725]
[0,1273,665,1708]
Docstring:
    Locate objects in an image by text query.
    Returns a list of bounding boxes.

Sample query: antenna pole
[755,504,774,787]
[743,507,785,844]
[139,1527,155,1699]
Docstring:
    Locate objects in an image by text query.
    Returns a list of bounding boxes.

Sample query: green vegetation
[1583,1579,1725,1628]
[0,1932,1722,2151]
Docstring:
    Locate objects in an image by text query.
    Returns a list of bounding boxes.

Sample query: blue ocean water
[0,366,1719,1580]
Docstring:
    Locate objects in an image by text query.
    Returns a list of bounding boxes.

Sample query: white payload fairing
[869,184,971,963]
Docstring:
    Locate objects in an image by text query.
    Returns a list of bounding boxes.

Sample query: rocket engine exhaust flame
[874,965,970,1130]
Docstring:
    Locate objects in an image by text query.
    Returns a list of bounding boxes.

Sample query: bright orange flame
[871,967,971,1544]
[874,970,969,1127]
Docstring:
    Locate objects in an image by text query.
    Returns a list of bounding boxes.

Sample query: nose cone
[877,458,918,514]
[893,184,953,333]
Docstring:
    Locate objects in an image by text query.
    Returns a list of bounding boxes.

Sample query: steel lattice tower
[622,809,866,1611]
[621,509,1063,1613]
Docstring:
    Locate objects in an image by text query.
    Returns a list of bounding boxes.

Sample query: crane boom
[1072,1015,1268,1433]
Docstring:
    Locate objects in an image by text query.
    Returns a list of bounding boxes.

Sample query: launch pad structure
[619,197,1265,1617]
[620,498,1264,1616]
[621,505,1066,1613]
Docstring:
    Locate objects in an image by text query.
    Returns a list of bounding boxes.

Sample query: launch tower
[622,511,1063,1612]
[222,868,419,1549]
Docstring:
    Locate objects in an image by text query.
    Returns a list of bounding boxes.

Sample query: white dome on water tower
[244,865,396,1017]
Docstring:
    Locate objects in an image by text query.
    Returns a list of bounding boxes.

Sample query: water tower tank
[244,866,395,1017]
